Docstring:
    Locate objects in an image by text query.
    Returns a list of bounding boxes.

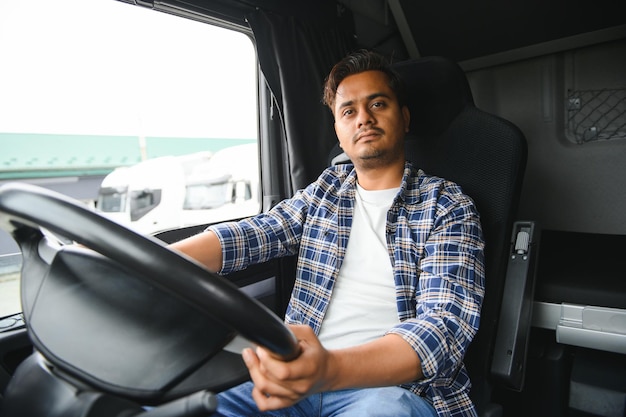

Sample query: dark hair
[322,50,406,112]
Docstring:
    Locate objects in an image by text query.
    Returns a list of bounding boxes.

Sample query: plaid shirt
[210,161,485,417]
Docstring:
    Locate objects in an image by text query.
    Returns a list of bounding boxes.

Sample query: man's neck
[354,160,405,190]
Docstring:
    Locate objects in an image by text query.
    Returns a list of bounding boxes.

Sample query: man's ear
[402,106,411,133]
[334,122,341,147]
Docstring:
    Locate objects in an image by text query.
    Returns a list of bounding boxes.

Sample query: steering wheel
[0,182,299,408]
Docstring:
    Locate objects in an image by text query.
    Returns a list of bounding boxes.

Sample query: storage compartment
[535,230,626,310]
[532,230,626,354]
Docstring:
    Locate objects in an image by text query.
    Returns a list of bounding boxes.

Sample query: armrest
[490,221,539,391]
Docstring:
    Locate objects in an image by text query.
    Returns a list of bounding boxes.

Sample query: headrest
[392,56,474,137]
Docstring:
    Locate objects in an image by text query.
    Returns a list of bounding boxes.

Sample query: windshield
[97,187,128,213]
[184,183,230,209]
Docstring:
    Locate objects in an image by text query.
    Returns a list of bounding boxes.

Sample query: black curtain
[247,5,356,192]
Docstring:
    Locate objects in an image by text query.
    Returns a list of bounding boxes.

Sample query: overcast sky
[0,0,257,139]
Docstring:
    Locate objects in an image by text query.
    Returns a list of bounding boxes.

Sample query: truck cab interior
[0,1,624,416]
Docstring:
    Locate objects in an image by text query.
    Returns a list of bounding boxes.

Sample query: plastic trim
[532,301,626,354]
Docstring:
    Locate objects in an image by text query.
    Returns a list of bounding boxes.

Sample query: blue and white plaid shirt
[209,161,485,417]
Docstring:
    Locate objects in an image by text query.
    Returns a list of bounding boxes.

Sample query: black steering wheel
[0,182,299,409]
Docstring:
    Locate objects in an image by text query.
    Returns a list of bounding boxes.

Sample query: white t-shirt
[317,184,400,349]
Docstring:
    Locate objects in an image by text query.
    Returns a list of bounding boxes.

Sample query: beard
[353,142,404,170]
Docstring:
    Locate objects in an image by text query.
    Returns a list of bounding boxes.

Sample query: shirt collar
[336,161,422,206]
[399,161,422,206]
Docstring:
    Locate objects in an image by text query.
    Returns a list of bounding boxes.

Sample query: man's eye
[342,109,353,117]
[372,101,385,108]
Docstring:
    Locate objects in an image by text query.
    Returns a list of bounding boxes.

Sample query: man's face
[333,70,410,170]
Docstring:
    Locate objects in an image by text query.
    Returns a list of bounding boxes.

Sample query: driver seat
[394,56,532,416]
[330,55,532,416]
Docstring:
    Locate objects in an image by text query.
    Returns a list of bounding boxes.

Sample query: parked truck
[96,143,259,235]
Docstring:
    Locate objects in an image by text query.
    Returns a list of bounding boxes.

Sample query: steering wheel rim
[0,181,299,360]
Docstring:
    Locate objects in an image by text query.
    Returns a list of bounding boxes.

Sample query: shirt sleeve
[206,187,311,275]
[387,186,485,385]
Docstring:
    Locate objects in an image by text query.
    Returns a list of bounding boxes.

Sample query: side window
[0,0,259,317]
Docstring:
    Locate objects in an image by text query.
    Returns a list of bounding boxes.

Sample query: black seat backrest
[329,56,528,413]
[393,56,528,412]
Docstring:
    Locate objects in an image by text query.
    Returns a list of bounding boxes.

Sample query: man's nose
[357,107,374,128]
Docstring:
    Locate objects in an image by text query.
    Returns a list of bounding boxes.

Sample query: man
[172,50,485,417]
